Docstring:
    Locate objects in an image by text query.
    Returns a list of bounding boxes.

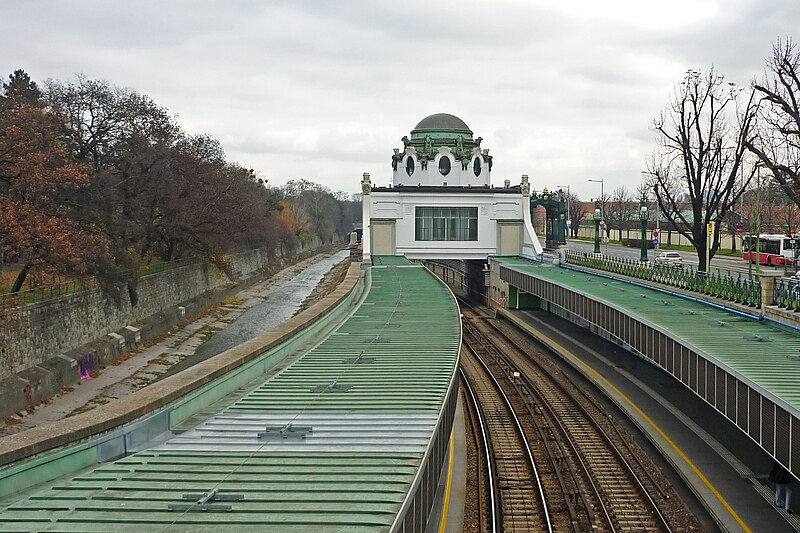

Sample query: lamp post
[589,178,604,252]
[639,193,649,262]
[593,199,601,254]
[557,184,570,237]
[588,179,604,218]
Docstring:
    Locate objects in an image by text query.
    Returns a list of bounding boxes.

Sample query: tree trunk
[696,232,709,273]
[11,262,32,294]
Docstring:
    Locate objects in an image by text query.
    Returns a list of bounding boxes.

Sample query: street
[561,239,790,280]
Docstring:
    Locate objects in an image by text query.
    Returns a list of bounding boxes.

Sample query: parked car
[655,251,684,267]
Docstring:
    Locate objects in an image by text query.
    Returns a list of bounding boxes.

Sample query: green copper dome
[393,113,491,175]
[410,113,473,140]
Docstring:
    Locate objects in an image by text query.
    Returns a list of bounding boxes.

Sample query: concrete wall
[0,237,333,416]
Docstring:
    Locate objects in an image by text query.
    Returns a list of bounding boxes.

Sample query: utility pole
[756,166,762,277]
[593,199,601,254]
[640,193,649,262]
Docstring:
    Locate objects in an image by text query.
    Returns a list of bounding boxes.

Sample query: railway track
[460,301,675,532]
[460,345,555,532]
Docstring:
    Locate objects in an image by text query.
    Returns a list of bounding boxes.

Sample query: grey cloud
[2,0,798,197]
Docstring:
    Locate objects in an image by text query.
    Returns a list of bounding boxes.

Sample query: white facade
[362,114,543,262]
[362,177,543,262]
[393,146,491,188]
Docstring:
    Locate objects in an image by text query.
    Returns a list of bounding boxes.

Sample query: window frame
[415,206,478,241]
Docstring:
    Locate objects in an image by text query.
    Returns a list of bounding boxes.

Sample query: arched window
[405,157,415,176]
[473,157,482,177]
[438,156,451,176]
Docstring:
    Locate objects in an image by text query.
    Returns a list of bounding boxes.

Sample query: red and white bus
[742,234,798,266]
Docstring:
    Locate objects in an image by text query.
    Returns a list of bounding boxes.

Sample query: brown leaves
[0,97,111,284]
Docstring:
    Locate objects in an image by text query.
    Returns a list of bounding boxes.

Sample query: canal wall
[0,237,338,418]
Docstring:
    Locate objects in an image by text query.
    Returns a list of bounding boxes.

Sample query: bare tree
[606,186,635,241]
[747,39,800,209]
[647,68,758,271]
[564,191,586,238]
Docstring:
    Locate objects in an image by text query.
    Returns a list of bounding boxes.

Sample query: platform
[0,265,461,532]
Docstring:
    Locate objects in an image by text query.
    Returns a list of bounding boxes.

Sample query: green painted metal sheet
[0,266,460,532]
[370,256,412,266]
[498,257,800,410]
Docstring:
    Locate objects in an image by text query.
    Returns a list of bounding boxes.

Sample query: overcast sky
[4,1,798,197]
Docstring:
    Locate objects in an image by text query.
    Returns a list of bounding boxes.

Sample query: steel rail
[485,312,673,533]
[460,367,499,533]
[462,310,606,532]
[462,340,555,533]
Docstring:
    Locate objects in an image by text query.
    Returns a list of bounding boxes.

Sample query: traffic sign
[653,228,660,238]
[652,238,659,246]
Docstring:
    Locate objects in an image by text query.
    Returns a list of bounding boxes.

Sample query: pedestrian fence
[563,249,762,308]
[773,278,800,312]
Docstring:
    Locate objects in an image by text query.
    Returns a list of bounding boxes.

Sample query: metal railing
[774,278,800,312]
[0,258,199,309]
[0,278,96,308]
[563,250,762,308]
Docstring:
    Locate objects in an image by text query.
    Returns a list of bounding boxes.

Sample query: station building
[361,113,543,262]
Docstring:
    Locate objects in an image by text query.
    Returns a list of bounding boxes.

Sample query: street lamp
[557,185,570,238]
[588,179,604,218]
[589,178,604,252]
[639,193,649,262]
[593,199,602,254]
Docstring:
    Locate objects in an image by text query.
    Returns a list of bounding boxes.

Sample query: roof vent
[258,423,313,440]
[168,489,244,512]
[310,380,354,393]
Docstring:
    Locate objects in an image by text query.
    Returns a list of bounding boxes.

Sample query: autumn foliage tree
[1,71,357,303]
[0,71,111,293]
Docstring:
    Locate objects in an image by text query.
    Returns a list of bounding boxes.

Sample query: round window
[473,157,482,177]
[406,157,415,176]
[438,156,451,176]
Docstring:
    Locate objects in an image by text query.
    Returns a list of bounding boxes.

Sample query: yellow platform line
[521,318,751,533]
[439,428,455,533]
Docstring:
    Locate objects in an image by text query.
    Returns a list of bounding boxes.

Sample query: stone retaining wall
[0,262,361,469]
[0,237,334,418]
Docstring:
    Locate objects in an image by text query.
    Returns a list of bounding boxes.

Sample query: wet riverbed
[161,250,349,378]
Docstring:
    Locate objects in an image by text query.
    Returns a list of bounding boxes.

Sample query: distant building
[361,113,542,261]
